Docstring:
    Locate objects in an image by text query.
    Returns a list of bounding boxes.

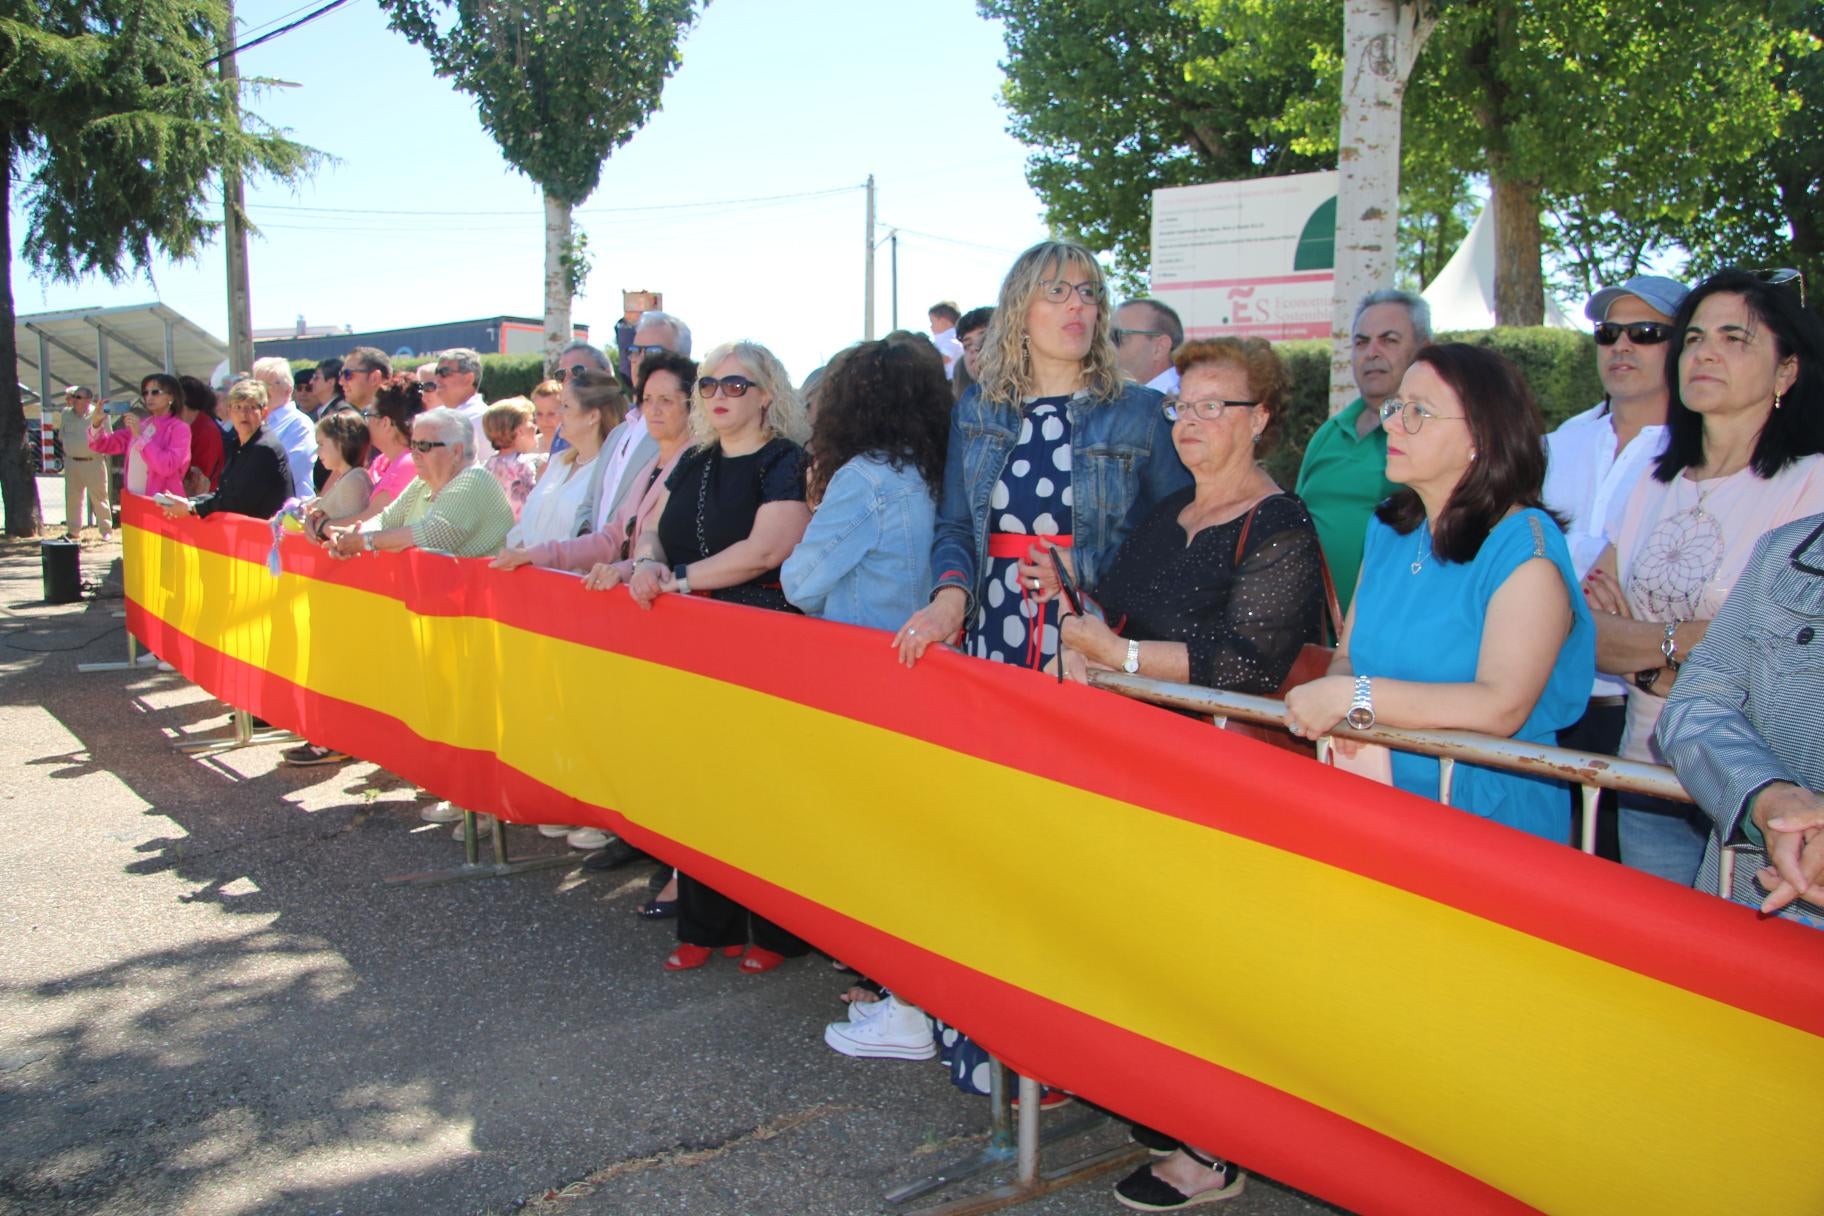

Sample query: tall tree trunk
[0,133,45,538]
[543,190,572,374]
[1329,0,1437,412]
[1490,161,1544,326]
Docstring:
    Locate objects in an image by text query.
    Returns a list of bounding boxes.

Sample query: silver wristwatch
[1122,639,1142,674]
[1345,675,1375,730]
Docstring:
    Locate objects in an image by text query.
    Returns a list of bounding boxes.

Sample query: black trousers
[676,872,809,956]
[1557,699,1625,862]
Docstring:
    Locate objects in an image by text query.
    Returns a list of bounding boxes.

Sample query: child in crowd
[481,397,543,521]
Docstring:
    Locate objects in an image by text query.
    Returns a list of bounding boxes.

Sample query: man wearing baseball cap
[60,385,114,540]
[1542,273,1689,857]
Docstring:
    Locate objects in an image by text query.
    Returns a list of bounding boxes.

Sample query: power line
[249,183,866,220]
[233,0,331,45]
[204,0,355,67]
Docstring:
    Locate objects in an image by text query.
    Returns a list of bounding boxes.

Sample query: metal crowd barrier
[1087,672,1738,896]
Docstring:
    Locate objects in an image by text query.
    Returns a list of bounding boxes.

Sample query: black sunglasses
[699,375,758,398]
[554,364,594,383]
[409,440,450,453]
[1594,321,1674,346]
[631,344,669,358]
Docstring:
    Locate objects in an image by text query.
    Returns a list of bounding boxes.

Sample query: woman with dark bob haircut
[1582,269,1824,887]
[1285,342,1594,842]
[784,334,949,630]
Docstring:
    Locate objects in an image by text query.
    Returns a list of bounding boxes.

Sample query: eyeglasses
[1594,321,1674,346]
[1748,266,1806,307]
[359,410,380,420]
[434,366,462,378]
[1378,398,1466,433]
[1162,396,1257,422]
[631,344,669,358]
[337,368,366,381]
[1037,279,1104,305]
[699,375,758,398]
[143,386,168,397]
[1112,327,1163,345]
[554,364,595,383]
[409,440,450,453]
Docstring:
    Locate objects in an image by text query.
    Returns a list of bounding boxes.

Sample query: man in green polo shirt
[1294,289,1429,609]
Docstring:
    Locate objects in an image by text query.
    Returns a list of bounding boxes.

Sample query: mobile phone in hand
[1050,548,1083,614]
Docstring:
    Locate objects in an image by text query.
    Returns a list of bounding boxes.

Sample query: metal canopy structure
[14,302,228,404]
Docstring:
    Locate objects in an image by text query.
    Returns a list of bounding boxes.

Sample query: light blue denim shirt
[783,453,936,631]
[930,381,1190,613]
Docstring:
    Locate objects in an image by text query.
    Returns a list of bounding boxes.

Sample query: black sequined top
[1097,489,1324,692]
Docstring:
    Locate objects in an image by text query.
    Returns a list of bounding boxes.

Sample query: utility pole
[220,0,255,374]
[863,174,876,340]
[889,229,899,332]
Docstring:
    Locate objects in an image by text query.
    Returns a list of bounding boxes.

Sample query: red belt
[986,532,1073,670]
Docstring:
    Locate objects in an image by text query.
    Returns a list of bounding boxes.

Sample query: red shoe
[738,946,789,974]
[665,944,744,971]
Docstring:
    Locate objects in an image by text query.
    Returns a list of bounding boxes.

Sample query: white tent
[1421,207,1579,332]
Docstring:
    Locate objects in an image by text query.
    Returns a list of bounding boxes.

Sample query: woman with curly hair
[1581,268,1824,886]
[783,335,949,630]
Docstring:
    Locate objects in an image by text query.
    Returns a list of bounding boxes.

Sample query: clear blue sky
[8,0,1053,382]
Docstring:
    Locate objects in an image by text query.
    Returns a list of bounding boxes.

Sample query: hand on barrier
[323,526,364,559]
[1284,675,1352,744]
[1754,784,1824,914]
[491,547,533,571]
[628,561,674,609]
[894,586,966,668]
[582,561,630,592]
[1060,611,1120,670]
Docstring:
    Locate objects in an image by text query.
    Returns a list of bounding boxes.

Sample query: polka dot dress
[970,397,1074,668]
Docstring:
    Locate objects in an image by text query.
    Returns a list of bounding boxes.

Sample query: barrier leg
[384,812,583,887]
[171,708,299,757]
[887,1059,1141,1214]
[77,614,149,673]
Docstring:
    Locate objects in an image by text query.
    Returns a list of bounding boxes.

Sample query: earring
[1469,449,1478,461]
[1775,392,1785,411]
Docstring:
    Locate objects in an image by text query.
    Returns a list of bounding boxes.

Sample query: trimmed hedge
[1263,327,1603,486]
[288,353,552,400]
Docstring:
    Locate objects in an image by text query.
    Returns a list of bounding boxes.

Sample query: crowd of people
[59,241,1824,1212]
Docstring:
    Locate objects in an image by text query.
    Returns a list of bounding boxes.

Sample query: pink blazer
[88,415,193,497]
[525,447,684,573]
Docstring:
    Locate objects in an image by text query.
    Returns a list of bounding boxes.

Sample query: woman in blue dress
[888,241,1189,1107]
[1284,342,1594,842]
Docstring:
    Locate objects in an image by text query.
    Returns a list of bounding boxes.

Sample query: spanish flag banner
[119,496,1824,1216]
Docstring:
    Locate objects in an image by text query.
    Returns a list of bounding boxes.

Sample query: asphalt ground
[0,478,1346,1216]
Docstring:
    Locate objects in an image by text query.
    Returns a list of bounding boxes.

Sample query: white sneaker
[566,827,610,849]
[536,823,575,838]
[420,800,463,824]
[823,997,936,1060]
[847,995,888,1024]
[452,814,495,839]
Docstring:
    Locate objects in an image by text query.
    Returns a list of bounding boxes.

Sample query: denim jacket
[783,454,936,631]
[930,382,1189,613]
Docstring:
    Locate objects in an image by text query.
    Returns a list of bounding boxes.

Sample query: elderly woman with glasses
[1581,268,1824,888]
[1284,343,1594,842]
[1058,338,1324,692]
[321,408,512,560]
[894,240,1189,673]
[626,340,812,976]
[158,379,295,521]
[88,373,192,498]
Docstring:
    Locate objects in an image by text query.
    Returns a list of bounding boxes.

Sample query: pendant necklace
[1411,521,1431,575]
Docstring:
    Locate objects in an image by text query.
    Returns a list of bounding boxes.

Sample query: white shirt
[594,409,649,531]
[450,393,489,466]
[507,450,600,548]
[931,328,964,380]
[1542,400,1667,699]
[1145,366,1181,396]
[263,400,318,493]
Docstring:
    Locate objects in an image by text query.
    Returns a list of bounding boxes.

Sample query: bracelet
[1660,620,1682,671]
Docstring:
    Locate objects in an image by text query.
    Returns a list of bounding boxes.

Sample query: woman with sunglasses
[87,373,192,498]
[894,240,1189,672]
[321,408,512,560]
[1581,269,1824,888]
[1284,343,1594,842]
[626,340,812,975]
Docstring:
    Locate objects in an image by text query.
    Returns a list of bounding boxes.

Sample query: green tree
[0,0,315,537]
[978,0,1334,287]
[380,0,702,370]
